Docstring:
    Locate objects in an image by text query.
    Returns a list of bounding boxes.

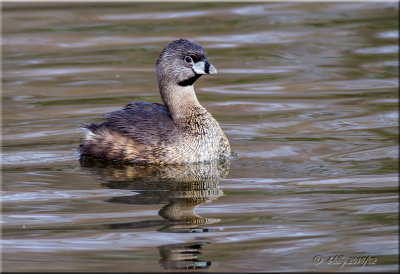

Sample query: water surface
[2,2,399,272]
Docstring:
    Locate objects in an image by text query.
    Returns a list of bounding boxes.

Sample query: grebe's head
[156,39,217,87]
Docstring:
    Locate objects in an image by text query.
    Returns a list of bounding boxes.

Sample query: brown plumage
[79,39,230,164]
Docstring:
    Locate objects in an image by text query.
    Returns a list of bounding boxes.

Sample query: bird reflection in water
[80,157,230,270]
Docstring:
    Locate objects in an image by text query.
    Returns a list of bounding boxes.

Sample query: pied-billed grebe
[79,39,230,164]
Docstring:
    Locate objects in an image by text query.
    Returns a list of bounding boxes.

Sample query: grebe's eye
[184,56,193,64]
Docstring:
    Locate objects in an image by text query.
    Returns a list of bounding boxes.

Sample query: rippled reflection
[158,242,211,270]
[80,157,229,269]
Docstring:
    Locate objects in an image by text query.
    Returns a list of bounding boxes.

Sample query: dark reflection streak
[80,156,230,270]
[158,242,212,270]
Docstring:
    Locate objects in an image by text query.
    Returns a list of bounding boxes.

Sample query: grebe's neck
[158,78,204,125]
